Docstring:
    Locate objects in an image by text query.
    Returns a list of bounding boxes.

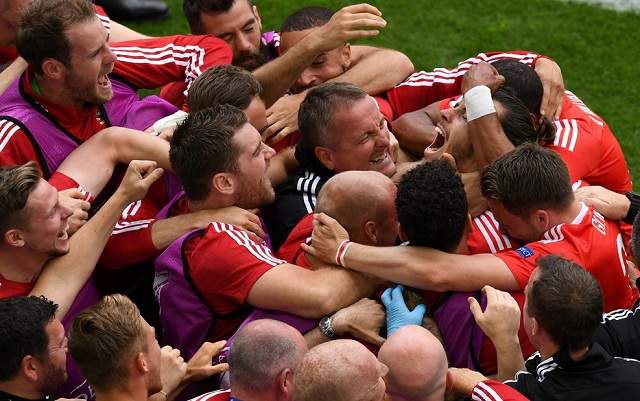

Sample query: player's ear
[252,5,262,30]
[364,220,378,244]
[398,224,408,243]
[532,209,550,231]
[341,43,351,70]
[212,172,235,196]
[41,58,65,80]
[315,146,335,171]
[4,229,26,248]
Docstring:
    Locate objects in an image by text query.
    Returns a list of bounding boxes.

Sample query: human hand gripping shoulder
[301,213,351,266]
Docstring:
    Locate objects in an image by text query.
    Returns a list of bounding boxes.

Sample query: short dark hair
[298,82,368,150]
[481,143,573,216]
[0,296,58,381]
[281,6,334,33]
[0,162,41,234]
[183,0,251,34]
[188,65,262,113]
[170,104,247,201]
[528,255,603,351]
[17,0,96,75]
[492,59,543,114]
[396,161,468,251]
[494,89,556,146]
[69,294,146,392]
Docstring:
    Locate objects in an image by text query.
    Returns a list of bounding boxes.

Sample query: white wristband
[464,85,495,122]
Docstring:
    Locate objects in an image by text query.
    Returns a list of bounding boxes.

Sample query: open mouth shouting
[424,124,448,161]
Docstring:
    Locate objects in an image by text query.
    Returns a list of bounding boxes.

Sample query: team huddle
[1,1,640,401]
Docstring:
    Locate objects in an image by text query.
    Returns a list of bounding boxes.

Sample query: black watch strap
[623,192,640,224]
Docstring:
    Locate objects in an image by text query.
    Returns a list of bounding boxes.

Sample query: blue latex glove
[381,284,427,337]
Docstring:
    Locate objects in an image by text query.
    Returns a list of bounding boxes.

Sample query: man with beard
[153,104,377,353]
[261,82,398,250]
[0,0,231,179]
[178,1,412,111]
[0,297,67,401]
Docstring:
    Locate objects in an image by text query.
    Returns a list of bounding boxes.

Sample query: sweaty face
[0,0,26,46]
[198,1,264,70]
[323,97,396,177]
[38,319,68,395]
[280,28,350,94]
[21,179,73,258]
[63,18,116,107]
[232,122,276,208]
[486,199,542,243]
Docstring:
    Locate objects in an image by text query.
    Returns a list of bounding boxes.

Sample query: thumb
[411,303,427,317]
[468,297,483,322]
[141,167,164,187]
[581,197,607,211]
[64,188,85,199]
[381,288,393,307]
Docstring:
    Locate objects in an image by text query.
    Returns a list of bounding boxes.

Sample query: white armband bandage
[152,110,188,134]
[464,85,495,122]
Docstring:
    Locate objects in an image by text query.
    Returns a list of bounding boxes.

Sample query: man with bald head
[194,319,308,401]
[378,325,448,401]
[277,170,398,265]
[294,339,388,401]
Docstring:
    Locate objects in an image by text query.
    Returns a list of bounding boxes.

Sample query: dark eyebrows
[242,18,255,29]
[252,140,262,156]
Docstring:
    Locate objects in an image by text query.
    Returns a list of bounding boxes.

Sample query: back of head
[281,6,334,33]
[481,143,573,217]
[294,339,386,401]
[188,65,262,113]
[492,59,543,114]
[396,161,467,251]
[298,82,367,151]
[527,256,603,351]
[183,0,239,34]
[0,296,58,382]
[17,0,96,75]
[494,88,556,146]
[170,104,247,201]
[0,162,41,236]
[69,294,146,392]
[378,326,448,401]
[229,319,306,394]
[316,171,396,241]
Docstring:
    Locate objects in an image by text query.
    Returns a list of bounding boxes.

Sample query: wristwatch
[318,316,336,339]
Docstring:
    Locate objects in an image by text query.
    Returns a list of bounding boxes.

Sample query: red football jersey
[188,390,230,401]
[185,222,286,342]
[496,204,637,312]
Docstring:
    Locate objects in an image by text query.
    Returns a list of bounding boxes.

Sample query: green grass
[126,0,640,187]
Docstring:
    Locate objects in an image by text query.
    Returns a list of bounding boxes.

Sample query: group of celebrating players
[1,1,640,401]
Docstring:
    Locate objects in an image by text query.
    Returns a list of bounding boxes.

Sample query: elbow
[422,269,452,293]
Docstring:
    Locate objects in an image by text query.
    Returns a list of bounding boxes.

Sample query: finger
[391,285,404,300]
[341,3,382,16]
[62,188,85,199]
[581,197,607,210]
[141,167,164,186]
[343,15,387,29]
[381,288,392,305]
[246,221,266,239]
[554,101,563,120]
[247,208,260,215]
[395,284,405,293]
[77,199,91,211]
[268,126,295,145]
[74,210,89,221]
[540,84,551,117]
[363,331,386,347]
[412,303,427,315]
[468,297,483,320]
[206,362,230,376]
[343,29,381,39]
[315,212,338,227]
[300,242,316,257]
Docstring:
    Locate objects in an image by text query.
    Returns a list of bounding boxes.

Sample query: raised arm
[301,213,518,292]
[254,3,387,107]
[30,160,164,318]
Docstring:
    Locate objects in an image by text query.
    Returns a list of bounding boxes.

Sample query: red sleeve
[188,222,285,313]
[472,380,530,401]
[111,35,232,97]
[0,119,45,171]
[384,50,542,118]
[99,180,168,269]
[0,47,18,65]
[93,5,111,35]
[495,242,555,290]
